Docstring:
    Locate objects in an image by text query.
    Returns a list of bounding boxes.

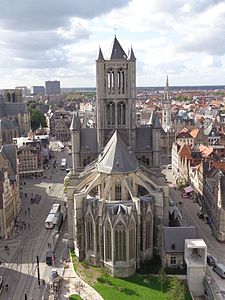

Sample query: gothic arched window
[117,102,126,127]
[117,69,125,94]
[129,221,135,259]
[107,69,114,94]
[115,221,126,261]
[105,222,112,260]
[86,214,94,251]
[107,102,115,127]
[145,214,152,250]
[115,178,121,201]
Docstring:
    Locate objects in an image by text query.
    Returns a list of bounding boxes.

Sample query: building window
[86,214,94,251]
[145,219,151,249]
[115,178,121,200]
[115,222,126,261]
[105,222,112,260]
[170,256,177,266]
[107,102,115,127]
[117,102,126,127]
[129,221,135,259]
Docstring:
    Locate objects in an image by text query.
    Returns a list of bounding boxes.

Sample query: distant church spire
[164,75,170,102]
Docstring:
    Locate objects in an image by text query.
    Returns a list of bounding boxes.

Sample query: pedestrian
[28,207,30,213]
[25,210,27,215]
[42,279,45,285]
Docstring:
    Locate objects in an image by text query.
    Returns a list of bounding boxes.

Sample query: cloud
[0,0,131,31]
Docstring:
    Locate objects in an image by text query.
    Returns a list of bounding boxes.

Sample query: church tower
[161,76,171,132]
[96,37,136,152]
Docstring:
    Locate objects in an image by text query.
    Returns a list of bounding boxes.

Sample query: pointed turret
[110,36,127,60]
[70,111,80,131]
[97,47,104,61]
[129,47,136,61]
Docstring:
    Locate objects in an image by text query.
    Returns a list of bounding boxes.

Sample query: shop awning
[184,186,193,193]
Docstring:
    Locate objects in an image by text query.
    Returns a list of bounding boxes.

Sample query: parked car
[46,250,55,266]
[213,263,225,278]
[182,193,188,198]
[207,255,215,266]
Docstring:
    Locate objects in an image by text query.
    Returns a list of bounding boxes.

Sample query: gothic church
[67,37,168,277]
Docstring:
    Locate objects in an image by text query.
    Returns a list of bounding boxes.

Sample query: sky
[1,0,225,88]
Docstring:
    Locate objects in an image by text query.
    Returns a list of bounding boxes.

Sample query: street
[0,140,72,300]
[163,166,225,296]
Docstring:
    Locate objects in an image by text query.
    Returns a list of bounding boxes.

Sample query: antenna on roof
[114,24,117,37]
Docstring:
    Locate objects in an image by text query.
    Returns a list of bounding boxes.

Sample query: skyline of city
[1,1,225,88]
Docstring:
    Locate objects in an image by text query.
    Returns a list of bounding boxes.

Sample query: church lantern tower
[96,37,136,152]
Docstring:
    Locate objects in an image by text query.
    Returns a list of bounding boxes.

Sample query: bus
[45,204,61,229]
[45,214,55,229]
[58,141,65,150]
[60,158,67,170]
[49,203,61,214]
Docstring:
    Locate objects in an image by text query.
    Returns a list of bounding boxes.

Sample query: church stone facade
[67,37,168,277]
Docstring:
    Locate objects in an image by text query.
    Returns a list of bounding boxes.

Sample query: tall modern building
[31,86,45,95]
[66,37,168,278]
[45,80,61,95]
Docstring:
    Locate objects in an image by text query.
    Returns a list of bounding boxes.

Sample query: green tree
[30,109,47,130]
[166,276,185,300]
[158,267,167,292]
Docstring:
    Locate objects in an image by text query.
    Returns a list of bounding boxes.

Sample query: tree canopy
[30,108,47,131]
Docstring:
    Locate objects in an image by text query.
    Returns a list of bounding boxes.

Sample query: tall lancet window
[115,221,126,261]
[117,69,125,94]
[105,221,112,260]
[115,178,121,200]
[117,102,126,127]
[107,69,114,94]
[129,221,135,259]
[86,214,94,251]
[107,102,115,127]
[145,213,152,250]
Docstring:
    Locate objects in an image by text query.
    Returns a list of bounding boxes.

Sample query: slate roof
[4,102,28,115]
[163,226,197,252]
[220,174,225,208]
[70,112,80,131]
[98,131,138,174]
[135,127,152,152]
[129,47,136,61]
[0,119,18,130]
[105,202,133,216]
[1,144,17,174]
[80,128,97,153]
[149,110,161,128]
[110,37,127,60]
[97,47,104,60]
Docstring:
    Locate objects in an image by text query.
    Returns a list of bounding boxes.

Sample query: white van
[213,263,225,279]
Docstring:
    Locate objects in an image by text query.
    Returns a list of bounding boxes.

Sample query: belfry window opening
[117,102,126,127]
[107,70,114,94]
[107,102,115,127]
[117,69,125,94]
